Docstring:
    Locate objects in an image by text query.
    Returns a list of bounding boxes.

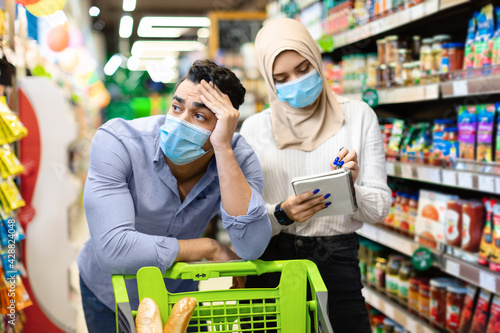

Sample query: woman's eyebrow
[273,60,310,76]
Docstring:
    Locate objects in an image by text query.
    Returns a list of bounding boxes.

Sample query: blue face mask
[159,114,212,165]
[275,68,323,108]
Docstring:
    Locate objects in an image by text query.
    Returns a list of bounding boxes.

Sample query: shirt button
[296,239,303,247]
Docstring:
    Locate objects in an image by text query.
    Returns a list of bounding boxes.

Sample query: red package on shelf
[458,284,478,333]
[470,289,492,333]
[486,294,500,333]
[478,199,494,265]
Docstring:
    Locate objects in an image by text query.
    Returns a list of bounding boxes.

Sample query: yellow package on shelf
[0,146,24,178]
[0,178,25,213]
[0,97,27,143]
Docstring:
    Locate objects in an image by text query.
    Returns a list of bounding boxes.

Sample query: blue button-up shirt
[77,115,271,311]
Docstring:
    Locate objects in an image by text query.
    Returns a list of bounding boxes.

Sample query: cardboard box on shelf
[415,190,459,248]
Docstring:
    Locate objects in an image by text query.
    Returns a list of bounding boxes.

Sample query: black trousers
[245,232,371,333]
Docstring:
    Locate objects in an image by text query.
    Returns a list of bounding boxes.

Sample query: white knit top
[239,98,392,237]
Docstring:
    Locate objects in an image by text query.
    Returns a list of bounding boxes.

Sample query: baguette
[135,297,163,333]
[163,297,197,333]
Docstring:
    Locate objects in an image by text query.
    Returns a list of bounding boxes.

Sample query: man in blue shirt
[77,60,272,332]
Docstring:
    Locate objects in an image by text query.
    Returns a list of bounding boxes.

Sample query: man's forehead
[174,80,201,100]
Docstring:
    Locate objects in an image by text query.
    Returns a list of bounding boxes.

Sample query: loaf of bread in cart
[135,297,163,333]
[163,297,197,333]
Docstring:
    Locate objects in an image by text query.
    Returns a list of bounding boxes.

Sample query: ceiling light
[138,16,210,29]
[104,54,123,76]
[137,26,189,38]
[127,56,140,71]
[197,28,210,38]
[123,0,136,12]
[119,15,134,39]
[89,6,100,17]
[131,41,205,58]
[47,10,67,26]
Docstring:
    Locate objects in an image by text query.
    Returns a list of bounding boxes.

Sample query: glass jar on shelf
[430,277,454,328]
[411,61,422,85]
[377,64,389,88]
[385,35,399,65]
[395,49,411,86]
[432,34,451,73]
[402,63,413,86]
[386,255,403,295]
[388,62,397,87]
[377,39,387,65]
[412,35,421,61]
[375,257,388,289]
[420,38,434,75]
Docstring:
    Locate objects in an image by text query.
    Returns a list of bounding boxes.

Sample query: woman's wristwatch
[274,202,294,226]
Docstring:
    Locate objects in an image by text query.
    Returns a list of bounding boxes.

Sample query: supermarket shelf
[341,84,440,105]
[439,0,470,11]
[358,223,500,294]
[357,223,441,267]
[441,74,500,98]
[386,160,500,195]
[357,223,420,257]
[362,285,438,333]
[332,0,440,49]
[442,254,500,294]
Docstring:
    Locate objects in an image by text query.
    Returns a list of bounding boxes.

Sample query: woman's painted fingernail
[340,161,345,166]
[334,157,339,164]
[324,193,331,199]
[313,189,320,194]
[325,202,332,207]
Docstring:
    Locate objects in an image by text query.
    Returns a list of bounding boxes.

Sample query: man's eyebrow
[173,95,185,103]
[273,59,310,77]
[193,101,209,109]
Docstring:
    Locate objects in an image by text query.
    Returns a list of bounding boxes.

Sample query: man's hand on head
[198,80,239,151]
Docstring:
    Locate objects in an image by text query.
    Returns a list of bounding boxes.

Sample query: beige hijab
[254,18,344,151]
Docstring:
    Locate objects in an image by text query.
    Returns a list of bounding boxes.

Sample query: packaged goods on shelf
[486,294,500,333]
[476,104,496,162]
[415,190,459,249]
[458,105,477,160]
[464,12,478,70]
[489,201,500,271]
[458,284,478,333]
[461,201,485,253]
[473,4,494,73]
[479,199,494,266]
[470,289,492,333]
[446,282,467,333]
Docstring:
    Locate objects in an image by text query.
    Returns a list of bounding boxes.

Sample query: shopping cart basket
[112,259,333,333]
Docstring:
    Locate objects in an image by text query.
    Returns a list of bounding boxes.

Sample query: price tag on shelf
[445,260,460,277]
[479,271,496,293]
[426,167,441,183]
[417,167,427,180]
[458,172,473,188]
[442,169,457,186]
[401,164,413,179]
[452,80,468,96]
[386,162,395,176]
[495,177,500,195]
[478,175,495,193]
[384,304,395,319]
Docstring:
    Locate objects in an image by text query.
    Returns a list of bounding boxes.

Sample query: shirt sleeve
[83,126,179,275]
[351,103,392,223]
[219,136,272,260]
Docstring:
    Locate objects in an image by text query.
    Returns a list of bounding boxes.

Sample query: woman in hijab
[240,18,391,332]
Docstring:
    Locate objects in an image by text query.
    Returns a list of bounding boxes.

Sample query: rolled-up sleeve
[84,127,179,275]
[352,104,392,223]
[219,136,272,260]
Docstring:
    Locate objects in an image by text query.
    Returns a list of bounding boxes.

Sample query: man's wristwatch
[274,202,294,226]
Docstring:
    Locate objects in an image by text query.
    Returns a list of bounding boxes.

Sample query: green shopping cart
[112,259,333,333]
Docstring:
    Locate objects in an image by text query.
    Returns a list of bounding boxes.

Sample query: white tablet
[291,167,358,218]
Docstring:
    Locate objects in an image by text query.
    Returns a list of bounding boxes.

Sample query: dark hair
[176,59,246,110]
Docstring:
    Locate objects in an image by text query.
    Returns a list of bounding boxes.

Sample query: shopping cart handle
[316,292,333,333]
